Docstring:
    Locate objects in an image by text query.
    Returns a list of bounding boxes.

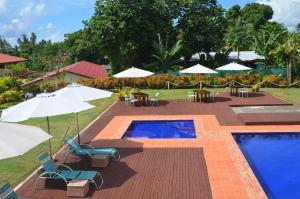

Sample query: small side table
[67,180,89,197]
[91,154,109,168]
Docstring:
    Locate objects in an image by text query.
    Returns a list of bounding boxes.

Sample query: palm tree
[272,33,300,84]
[150,34,183,72]
[224,24,254,61]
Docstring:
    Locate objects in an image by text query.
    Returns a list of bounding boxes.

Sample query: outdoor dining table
[230,86,243,96]
[131,92,149,105]
[193,89,210,103]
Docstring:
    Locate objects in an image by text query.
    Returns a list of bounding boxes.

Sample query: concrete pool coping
[93,115,300,199]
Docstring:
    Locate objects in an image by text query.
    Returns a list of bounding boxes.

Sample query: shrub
[56,80,69,89]
[0,90,24,104]
[73,74,287,89]
[0,76,22,93]
[24,84,41,94]
[42,82,57,92]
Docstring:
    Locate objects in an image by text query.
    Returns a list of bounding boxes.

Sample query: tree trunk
[287,57,292,85]
[237,47,240,62]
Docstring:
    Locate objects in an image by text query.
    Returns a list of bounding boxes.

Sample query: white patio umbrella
[113,66,154,78]
[0,122,52,160]
[180,64,217,88]
[0,93,95,157]
[54,83,113,102]
[54,83,113,143]
[180,64,217,74]
[216,63,252,71]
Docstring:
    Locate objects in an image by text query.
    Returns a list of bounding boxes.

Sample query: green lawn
[143,88,300,105]
[140,88,225,99]
[0,96,116,186]
[262,88,300,105]
[0,88,299,186]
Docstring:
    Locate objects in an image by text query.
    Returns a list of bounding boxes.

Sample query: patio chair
[0,182,27,199]
[129,94,138,106]
[239,88,249,98]
[35,152,103,190]
[187,91,196,102]
[124,94,131,105]
[150,92,160,106]
[210,90,219,102]
[64,136,120,162]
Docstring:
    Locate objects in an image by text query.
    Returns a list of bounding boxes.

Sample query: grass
[262,88,300,105]
[140,88,225,99]
[143,88,300,104]
[0,96,117,186]
[0,87,299,186]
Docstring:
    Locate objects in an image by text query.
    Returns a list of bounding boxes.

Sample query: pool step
[238,113,300,125]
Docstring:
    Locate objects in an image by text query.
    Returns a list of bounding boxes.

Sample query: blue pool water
[233,133,300,199]
[123,120,196,139]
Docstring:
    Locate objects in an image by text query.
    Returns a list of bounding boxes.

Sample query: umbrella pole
[46,116,53,159]
[76,113,80,144]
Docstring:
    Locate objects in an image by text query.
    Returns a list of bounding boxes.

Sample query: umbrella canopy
[0,93,95,157]
[216,63,252,71]
[113,67,154,78]
[0,122,52,160]
[0,93,95,122]
[180,64,217,74]
[54,83,113,143]
[54,83,113,102]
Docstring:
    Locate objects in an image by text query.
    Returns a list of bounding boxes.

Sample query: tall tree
[296,23,300,34]
[272,33,300,84]
[224,24,254,60]
[84,0,176,73]
[241,3,273,29]
[226,5,241,28]
[177,0,226,60]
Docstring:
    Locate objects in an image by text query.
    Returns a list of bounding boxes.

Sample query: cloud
[19,2,46,17]
[34,2,45,15]
[2,18,25,37]
[46,22,53,30]
[45,32,64,42]
[257,0,300,30]
[0,0,6,13]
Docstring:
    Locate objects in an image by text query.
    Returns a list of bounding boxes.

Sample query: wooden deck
[15,91,299,199]
[17,148,212,199]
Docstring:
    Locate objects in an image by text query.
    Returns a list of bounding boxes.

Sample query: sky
[0,0,299,46]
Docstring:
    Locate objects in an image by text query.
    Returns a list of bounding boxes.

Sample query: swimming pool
[233,133,300,199]
[123,120,196,139]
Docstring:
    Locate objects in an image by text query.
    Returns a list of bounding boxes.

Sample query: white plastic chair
[239,88,249,98]
[210,90,219,102]
[187,91,196,102]
[129,94,138,106]
[124,94,130,105]
[150,92,160,106]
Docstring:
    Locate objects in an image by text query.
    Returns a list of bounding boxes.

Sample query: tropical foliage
[0,1,299,81]
[149,34,183,72]
[272,33,300,84]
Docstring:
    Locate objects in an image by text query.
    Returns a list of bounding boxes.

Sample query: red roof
[67,61,108,78]
[22,61,108,86]
[0,53,27,65]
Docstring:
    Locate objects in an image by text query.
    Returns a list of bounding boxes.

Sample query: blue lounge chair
[35,152,103,190]
[0,182,22,199]
[63,136,120,162]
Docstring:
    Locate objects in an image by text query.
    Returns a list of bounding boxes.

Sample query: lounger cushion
[57,170,97,180]
[74,148,117,156]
